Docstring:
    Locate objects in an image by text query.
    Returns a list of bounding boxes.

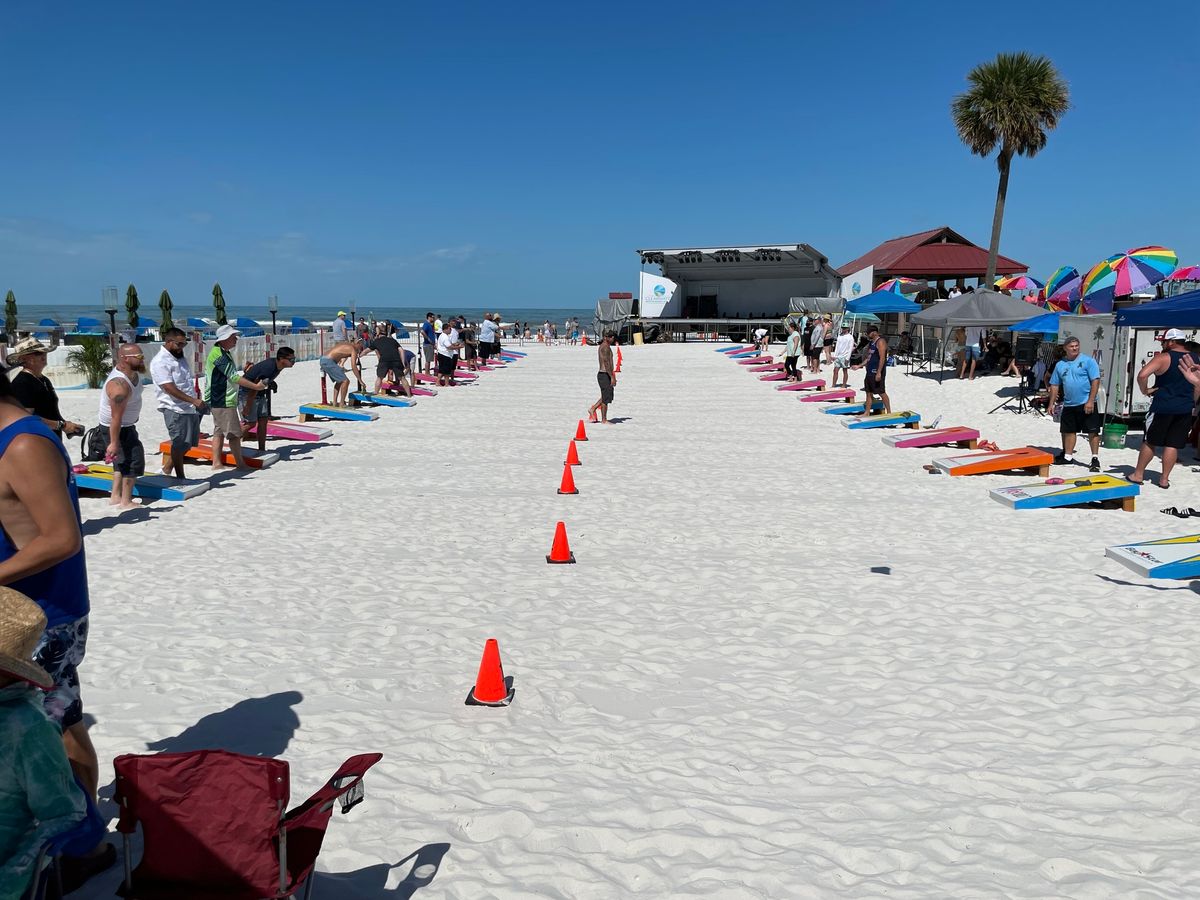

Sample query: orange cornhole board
[159,438,279,470]
[930,446,1052,477]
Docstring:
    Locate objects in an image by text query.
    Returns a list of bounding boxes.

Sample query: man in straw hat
[0,587,99,896]
[6,337,86,440]
[0,369,103,861]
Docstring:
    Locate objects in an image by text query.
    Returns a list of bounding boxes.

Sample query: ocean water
[10,302,594,331]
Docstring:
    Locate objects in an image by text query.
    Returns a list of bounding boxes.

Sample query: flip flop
[1127,476,1144,485]
[1159,507,1200,518]
[1158,480,1170,489]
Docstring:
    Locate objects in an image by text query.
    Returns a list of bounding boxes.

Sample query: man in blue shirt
[420,312,437,376]
[1048,335,1102,472]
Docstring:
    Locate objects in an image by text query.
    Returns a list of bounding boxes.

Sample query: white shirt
[150,347,197,414]
[834,333,855,360]
[436,333,456,358]
[479,319,497,342]
[948,288,962,298]
[753,328,768,340]
[98,370,143,426]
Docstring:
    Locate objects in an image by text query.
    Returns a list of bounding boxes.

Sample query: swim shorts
[376,358,405,379]
[437,353,457,376]
[319,356,349,384]
[162,410,201,452]
[241,393,270,423]
[597,372,614,404]
[865,373,886,394]
[1059,404,1101,436]
[1145,411,1192,449]
[833,358,851,370]
[34,616,88,729]
[113,425,145,477]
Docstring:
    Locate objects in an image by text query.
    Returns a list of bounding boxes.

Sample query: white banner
[639,272,680,318]
[840,265,873,301]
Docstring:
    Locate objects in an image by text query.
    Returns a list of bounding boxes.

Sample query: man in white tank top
[97,343,146,510]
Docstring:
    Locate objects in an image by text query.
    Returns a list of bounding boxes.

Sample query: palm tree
[952,52,1070,285]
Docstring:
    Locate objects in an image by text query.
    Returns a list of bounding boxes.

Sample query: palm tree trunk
[985,148,1012,287]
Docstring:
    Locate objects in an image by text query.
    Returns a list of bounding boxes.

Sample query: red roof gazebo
[839,226,1028,294]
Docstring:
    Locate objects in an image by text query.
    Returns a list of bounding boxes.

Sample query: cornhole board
[380,381,435,397]
[842,411,921,430]
[75,465,211,502]
[721,346,756,354]
[412,374,464,386]
[882,426,980,450]
[349,392,417,408]
[1106,534,1200,578]
[930,447,1053,477]
[298,404,379,422]
[777,379,826,392]
[758,372,789,381]
[801,389,856,402]
[157,439,279,469]
[244,421,333,442]
[736,356,769,365]
[991,475,1138,512]
[823,401,884,415]
[749,363,785,373]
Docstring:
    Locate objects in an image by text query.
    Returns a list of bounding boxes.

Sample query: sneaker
[1054,452,1074,465]
[1089,457,1100,473]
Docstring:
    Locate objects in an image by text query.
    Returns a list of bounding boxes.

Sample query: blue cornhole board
[298,404,379,422]
[1106,533,1200,579]
[823,401,884,415]
[991,475,1138,511]
[349,392,417,408]
[842,411,921,430]
[75,466,210,502]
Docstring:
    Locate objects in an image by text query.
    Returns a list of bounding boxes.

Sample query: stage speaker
[1014,335,1040,366]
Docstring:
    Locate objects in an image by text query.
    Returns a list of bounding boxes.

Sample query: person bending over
[240,347,296,453]
[319,339,364,407]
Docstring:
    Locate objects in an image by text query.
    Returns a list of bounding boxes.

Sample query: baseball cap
[1162,328,1187,341]
[215,324,240,341]
[337,310,347,316]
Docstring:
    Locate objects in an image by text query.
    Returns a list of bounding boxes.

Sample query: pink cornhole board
[775,379,826,392]
[758,372,788,381]
[736,356,769,365]
[749,363,785,373]
[799,389,856,402]
[722,345,756,354]
[882,426,980,449]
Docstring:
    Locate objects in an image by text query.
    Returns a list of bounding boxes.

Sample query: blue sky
[1,1,1197,310]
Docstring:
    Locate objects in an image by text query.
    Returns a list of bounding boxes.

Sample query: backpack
[81,425,108,462]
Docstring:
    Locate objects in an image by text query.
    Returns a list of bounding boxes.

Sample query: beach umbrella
[158,290,174,331]
[1081,245,1178,312]
[4,290,17,339]
[1043,265,1081,311]
[125,284,140,330]
[1166,265,1200,281]
[212,282,227,325]
[995,274,1043,293]
[841,311,881,324]
[876,277,926,295]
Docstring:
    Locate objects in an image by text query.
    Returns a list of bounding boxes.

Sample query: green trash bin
[1102,423,1128,450]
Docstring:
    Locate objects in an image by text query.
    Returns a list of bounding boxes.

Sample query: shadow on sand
[145,690,304,757]
[317,843,451,899]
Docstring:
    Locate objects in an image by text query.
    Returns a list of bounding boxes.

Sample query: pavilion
[838,226,1028,299]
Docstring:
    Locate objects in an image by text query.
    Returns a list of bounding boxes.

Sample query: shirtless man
[319,339,365,406]
[587,330,618,424]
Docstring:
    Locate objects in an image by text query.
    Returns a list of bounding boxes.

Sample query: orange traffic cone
[581,334,588,345]
[565,440,581,466]
[574,419,588,441]
[546,521,576,564]
[557,463,578,495]
[465,638,514,706]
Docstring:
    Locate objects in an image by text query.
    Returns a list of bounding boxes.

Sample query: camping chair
[22,774,107,900]
[113,749,382,900]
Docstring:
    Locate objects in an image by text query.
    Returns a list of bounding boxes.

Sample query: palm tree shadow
[320,842,451,898]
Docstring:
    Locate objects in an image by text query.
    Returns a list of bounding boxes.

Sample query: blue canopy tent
[845,290,922,315]
[1008,311,1062,335]
[290,316,314,332]
[386,319,411,338]
[74,317,108,334]
[234,317,265,336]
[32,318,60,334]
[1114,288,1200,328]
[186,317,214,331]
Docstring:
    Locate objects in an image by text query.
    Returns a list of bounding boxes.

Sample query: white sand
[57,344,1200,898]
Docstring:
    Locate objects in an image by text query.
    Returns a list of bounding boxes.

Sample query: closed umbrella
[125,284,140,331]
[212,283,227,325]
[1081,246,1178,312]
[4,290,17,340]
[159,290,174,331]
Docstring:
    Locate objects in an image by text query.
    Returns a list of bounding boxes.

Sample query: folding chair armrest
[284,753,383,825]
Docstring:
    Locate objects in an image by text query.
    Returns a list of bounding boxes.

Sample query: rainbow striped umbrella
[1081,245,1178,312]
[995,274,1044,293]
[1166,265,1200,281]
[876,277,925,295]
[1043,266,1081,311]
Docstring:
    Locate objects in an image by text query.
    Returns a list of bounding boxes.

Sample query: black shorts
[113,425,145,477]
[864,374,886,395]
[597,372,614,404]
[377,358,405,379]
[1059,404,1101,435]
[464,346,477,360]
[806,349,821,360]
[437,354,457,376]
[1145,411,1192,449]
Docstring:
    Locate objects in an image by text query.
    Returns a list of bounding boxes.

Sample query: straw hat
[8,336,50,362]
[0,587,53,690]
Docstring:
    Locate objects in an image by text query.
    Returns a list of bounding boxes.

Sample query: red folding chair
[113,749,382,899]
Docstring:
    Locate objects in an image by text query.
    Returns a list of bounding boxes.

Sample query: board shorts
[319,355,348,384]
[1145,411,1192,449]
[437,353,457,376]
[1059,404,1101,436]
[113,425,145,477]
[376,357,405,379]
[833,357,851,369]
[34,616,88,729]
[864,373,886,394]
[597,372,614,404]
[241,392,270,422]
[210,406,240,437]
[162,410,200,452]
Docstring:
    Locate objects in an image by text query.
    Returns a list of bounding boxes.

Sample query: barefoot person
[368,327,412,397]
[319,339,365,407]
[588,330,617,424]
[205,325,268,472]
[1130,329,1199,489]
[779,322,801,382]
[98,343,146,508]
[832,322,854,388]
[150,327,206,479]
[435,323,462,387]
[239,347,296,453]
[853,324,890,417]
